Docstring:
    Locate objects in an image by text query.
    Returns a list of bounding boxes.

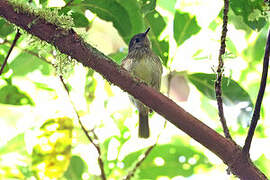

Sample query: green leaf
[0,84,34,106]
[0,18,14,38]
[9,52,52,76]
[230,0,267,31]
[123,136,212,178]
[188,73,254,124]
[40,0,48,7]
[157,0,177,13]
[140,0,156,14]
[173,11,201,46]
[188,73,253,107]
[0,55,9,74]
[243,27,268,63]
[200,95,218,120]
[32,117,73,179]
[144,10,169,66]
[116,0,145,38]
[64,0,82,5]
[226,38,237,55]
[85,69,97,103]
[208,18,220,31]
[254,154,270,178]
[0,133,26,155]
[74,0,132,42]
[71,12,90,27]
[64,156,86,180]
[108,50,127,65]
[34,82,55,91]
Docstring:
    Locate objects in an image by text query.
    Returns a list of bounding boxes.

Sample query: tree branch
[214,0,232,140]
[0,1,267,179]
[243,29,270,155]
[0,29,21,75]
[59,76,106,180]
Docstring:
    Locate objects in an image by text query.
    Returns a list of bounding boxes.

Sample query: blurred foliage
[173,11,201,46]
[122,136,212,179]
[0,78,34,106]
[31,117,73,179]
[230,0,267,31]
[187,73,253,107]
[0,0,269,179]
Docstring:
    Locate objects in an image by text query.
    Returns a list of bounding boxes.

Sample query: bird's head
[128,28,151,53]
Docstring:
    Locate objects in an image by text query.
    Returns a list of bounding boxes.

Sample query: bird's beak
[143,27,150,37]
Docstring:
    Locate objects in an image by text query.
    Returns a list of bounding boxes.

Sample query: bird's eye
[135,38,140,43]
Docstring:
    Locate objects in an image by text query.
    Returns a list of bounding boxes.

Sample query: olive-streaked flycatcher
[121,28,162,138]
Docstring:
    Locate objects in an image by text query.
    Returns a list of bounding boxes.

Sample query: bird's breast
[131,56,158,84]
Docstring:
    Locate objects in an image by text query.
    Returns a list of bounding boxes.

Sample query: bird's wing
[121,57,133,71]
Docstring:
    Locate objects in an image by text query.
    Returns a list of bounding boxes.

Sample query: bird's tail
[139,112,149,138]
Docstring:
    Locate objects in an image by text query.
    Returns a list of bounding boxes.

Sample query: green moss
[7,0,76,76]
[55,52,76,76]
[8,0,74,30]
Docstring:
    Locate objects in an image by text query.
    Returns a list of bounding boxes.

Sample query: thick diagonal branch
[0,1,267,179]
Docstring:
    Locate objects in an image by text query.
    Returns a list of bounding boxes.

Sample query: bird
[121,28,163,138]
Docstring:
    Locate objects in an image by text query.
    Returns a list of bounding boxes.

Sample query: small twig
[124,70,172,180]
[243,29,270,156]
[123,144,156,180]
[123,120,166,180]
[64,0,74,7]
[124,71,171,180]
[214,0,232,140]
[0,30,21,75]
[2,39,53,66]
[59,75,106,180]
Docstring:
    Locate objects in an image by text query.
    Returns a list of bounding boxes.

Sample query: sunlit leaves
[109,50,127,65]
[0,133,28,179]
[254,154,270,178]
[71,12,90,28]
[0,84,34,106]
[85,68,97,103]
[9,52,51,76]
[117,0,145,37]
[74,0,132,43]
[0,133,26,155]
[188,73,253,123]
[0,55,9,74]
[0,18,14,37]
[173,11,201,46]
[123,136,212,178]
[145,10,169,66]
[32,117,73,179]
[140,0,156,14]
[243,27,268,63]
[64,156,87,180]
[157,0,177,13]
[230,0,267,31]
[188,73,252,106]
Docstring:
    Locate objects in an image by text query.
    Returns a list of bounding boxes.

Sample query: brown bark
[0,1,267,179]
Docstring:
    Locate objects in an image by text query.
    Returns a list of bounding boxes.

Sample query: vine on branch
[214,0,232,140]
